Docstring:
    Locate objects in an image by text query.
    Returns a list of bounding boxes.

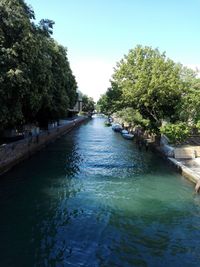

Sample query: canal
[1,116,200,267]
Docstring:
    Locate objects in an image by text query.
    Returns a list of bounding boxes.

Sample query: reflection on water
[0,117,200,267]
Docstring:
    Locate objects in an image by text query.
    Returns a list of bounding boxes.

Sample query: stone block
[194,146,200,157]
[174,148,196,159]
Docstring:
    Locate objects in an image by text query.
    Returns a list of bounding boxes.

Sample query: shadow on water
[0,117,200,267]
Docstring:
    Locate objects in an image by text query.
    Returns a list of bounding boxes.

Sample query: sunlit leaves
[160,123,190,145]
[99,45,200,138]
[82,95,95,112]
[111,46,184,132]
[0,0,78,130]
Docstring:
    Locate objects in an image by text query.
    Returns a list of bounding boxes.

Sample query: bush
[116,108,150,128]
[196,121,200,133]
[160,123,190,145]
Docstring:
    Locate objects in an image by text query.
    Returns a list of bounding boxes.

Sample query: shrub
[160,122,190,145]
[196,121,200,133]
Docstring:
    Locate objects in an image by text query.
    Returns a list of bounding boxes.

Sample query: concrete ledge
[174,147,196,159]
[168,157,200,184]
[192,146,200,157]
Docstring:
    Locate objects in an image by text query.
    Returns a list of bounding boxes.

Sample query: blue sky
[26,0,200,101]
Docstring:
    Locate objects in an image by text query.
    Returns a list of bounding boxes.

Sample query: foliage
[178,76,200,124]
[196,121,200,133]
[111,45,184,132]
[82,95,95,112]
[98,45,200,142]
[0,0,34,129]
[116,108,149,128]
[97,94,109,114]
[160,123,190,144]
[0,0,78,130]
[97,82,123,115]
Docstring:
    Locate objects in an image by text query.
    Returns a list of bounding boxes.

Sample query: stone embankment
[168,157,200,184]
[125,131,200,192]
[158,138,200,192]
[0,116,88,176]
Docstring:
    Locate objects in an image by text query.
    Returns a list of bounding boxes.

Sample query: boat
[112,124,123,132]
[121,129,129,135]
[122,133,134,140]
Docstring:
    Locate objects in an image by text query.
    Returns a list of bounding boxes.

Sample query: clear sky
[26,0,200,101]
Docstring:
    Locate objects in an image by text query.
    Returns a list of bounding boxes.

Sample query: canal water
[1,117,200,267]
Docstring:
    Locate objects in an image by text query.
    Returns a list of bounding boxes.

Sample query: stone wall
[0,116,88,175]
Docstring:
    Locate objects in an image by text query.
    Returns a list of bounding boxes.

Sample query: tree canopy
[82,95,95,113]
[98,45,200,135]
[0,0,78,131]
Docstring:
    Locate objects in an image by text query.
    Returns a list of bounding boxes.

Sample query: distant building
[68,90,83,114]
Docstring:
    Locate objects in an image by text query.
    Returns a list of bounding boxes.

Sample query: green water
[0,117,200,267]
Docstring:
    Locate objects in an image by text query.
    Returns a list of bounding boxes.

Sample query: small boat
[121,129,129,135]
[122,133,134,140]
[112,124,123,132]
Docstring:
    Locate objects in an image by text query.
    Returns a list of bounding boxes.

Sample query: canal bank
[0,116,89,176]
[167,157,200,192]
[111,117,200,191]
[154,143,200,192]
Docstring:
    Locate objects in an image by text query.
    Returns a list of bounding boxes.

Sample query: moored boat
[112,124,123,132]
[122,133,134,140]
[121,129,129,135]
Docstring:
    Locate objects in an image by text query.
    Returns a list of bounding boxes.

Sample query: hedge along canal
[0,116,200,267]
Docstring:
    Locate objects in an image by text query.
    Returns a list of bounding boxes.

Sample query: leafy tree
[0,0,78,131]
[111,45,184,132]
[178,75,200,124]
[39,19,55,36]
[0,0,35,129]
[35,40,77,127]
[82,95,95,113]
[196,121,200,133]
[98,45,200,143]
[116,108,150,128]
[97,82,123,115]
[97,94,110,114]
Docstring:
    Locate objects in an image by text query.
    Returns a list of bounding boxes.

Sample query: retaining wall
[167,157,200,185]
[0,116,88,176]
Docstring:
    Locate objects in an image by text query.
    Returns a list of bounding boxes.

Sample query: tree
[97,82,123,115]
[116,108,150,128]
[82,95,95,113]
[178,75,200,124]
[0,0,36,130]
[0,0,78,131]
[97,94,110,114]
[35,40,77,127]
[111,45,184,132]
